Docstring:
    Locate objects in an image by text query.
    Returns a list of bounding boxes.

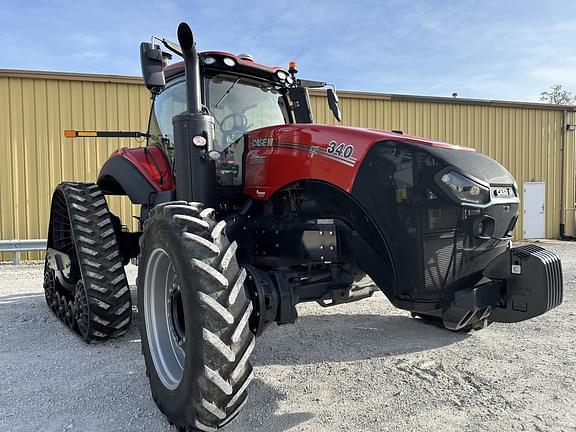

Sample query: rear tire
[138,201,255,432]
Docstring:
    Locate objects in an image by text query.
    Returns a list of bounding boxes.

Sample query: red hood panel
[267,124,473,151]
[243,124,473,200]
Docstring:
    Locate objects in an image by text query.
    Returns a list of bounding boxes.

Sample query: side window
[151,78,186,148]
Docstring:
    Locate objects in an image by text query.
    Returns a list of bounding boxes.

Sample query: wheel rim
[144,248,186,390]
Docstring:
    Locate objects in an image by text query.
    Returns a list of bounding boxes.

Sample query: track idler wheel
[43,260,57,309]
[64,299,76,329]
[55,292,65,320]
[75,281,90,339]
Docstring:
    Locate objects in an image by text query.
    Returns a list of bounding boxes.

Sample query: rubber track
[49,182,132,340]
[140,202,255,431]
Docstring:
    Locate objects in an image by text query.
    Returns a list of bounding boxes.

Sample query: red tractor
[44,23,563,431]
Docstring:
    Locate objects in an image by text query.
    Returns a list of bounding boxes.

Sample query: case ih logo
[252,137,274,148]
[492,186,515,198]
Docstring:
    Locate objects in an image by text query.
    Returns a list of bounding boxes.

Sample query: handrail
[0,239,47,265]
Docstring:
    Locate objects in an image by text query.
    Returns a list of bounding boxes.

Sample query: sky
[2,0,575,102]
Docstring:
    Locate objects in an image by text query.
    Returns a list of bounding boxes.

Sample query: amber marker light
[64,130,77,138]
[77,131,98,137]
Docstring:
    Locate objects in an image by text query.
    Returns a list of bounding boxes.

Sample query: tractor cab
[143,47,341,187]
[148,52,293,187]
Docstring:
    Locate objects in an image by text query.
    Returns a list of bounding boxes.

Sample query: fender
[97,146,175,204]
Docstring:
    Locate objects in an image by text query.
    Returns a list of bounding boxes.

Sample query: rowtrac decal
[247,154,267,165]
[251,137,357,167]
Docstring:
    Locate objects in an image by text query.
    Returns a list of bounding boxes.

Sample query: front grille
[423,233,463,293]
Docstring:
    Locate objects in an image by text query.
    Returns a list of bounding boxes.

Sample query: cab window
[149,77,185,155]
[208,74,288,186]
[149,73,289,186]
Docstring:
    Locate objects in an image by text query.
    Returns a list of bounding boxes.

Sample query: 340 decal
[327,140,354,159]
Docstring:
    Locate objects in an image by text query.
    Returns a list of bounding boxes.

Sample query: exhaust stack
[172,22,216,206]
[177,23,202,115]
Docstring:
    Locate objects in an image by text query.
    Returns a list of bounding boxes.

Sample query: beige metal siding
[565,111,576,238]
[0,70,574,262]
[311,93,574,240]
[0,75,150,260]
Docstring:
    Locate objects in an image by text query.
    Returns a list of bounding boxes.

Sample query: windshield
[208,74,289,150]
[149,73,289,186]
[150,74,289,148]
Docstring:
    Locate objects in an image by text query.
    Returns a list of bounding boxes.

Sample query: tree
[539,84,576,105]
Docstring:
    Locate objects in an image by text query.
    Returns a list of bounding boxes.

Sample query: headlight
[203,56,216,65]
[275,70,288,81]
[439,171,489,204]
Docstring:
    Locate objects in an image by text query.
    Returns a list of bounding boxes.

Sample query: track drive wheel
[43,182,132,341]
[138,201,255,432]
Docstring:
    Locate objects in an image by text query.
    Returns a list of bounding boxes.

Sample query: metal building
[0,69,575,260]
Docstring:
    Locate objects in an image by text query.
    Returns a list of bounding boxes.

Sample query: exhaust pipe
[177,23,202,115]
[172,22,216,206]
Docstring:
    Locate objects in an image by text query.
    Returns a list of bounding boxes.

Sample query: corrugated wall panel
[0,72,574,262]
[0,76,149,260]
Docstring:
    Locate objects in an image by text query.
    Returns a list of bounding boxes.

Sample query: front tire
[138,202,255,431]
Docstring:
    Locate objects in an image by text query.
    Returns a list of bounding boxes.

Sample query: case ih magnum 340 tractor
[44,23,563,431]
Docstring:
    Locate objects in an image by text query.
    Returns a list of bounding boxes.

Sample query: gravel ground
[0,241,574,432]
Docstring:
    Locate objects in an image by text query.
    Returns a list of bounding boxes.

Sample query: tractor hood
[243,123,515,200]
[249,123,474,152]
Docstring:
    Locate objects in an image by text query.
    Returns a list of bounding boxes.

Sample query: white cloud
[528,58,576,87]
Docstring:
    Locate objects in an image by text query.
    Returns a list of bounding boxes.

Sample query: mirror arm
[152,36,182,57]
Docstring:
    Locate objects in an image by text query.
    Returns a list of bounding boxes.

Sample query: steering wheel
[219,112,249,145]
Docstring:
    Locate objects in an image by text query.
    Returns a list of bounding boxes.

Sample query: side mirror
[327,88,342,122]
[140,42,168,94]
